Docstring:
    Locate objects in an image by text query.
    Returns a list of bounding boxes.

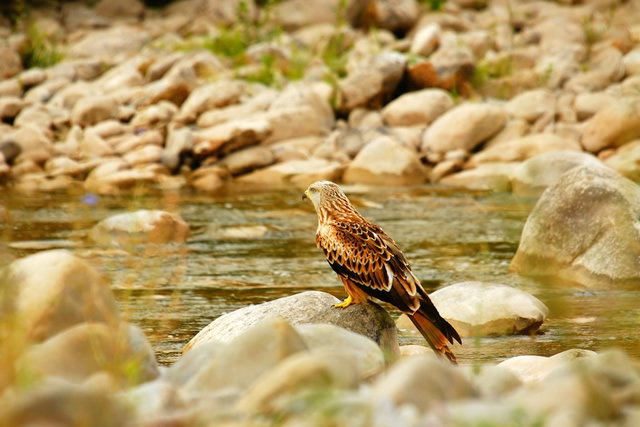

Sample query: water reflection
[1,185,639,366]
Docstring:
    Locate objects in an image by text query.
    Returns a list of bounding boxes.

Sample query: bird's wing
[316,220,421,311]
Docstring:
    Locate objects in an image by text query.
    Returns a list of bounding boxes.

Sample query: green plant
[20,24,64,69]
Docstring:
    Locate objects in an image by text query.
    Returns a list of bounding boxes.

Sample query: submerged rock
[88,209,190,246]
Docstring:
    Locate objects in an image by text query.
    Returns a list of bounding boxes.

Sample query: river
[2,184,639,365]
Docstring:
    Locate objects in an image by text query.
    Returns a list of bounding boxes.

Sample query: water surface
[2,185,638,365]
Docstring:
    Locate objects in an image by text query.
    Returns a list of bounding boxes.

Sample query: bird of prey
[303,181,461,363]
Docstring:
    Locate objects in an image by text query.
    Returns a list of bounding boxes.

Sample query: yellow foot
[334,296,353,309]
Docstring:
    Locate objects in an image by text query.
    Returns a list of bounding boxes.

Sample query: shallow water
[2,185,639,366]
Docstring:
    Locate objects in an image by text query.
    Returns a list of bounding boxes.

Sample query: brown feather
[307,181,461,362]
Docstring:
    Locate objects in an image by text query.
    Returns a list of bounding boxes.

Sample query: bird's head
[302,181,348,212]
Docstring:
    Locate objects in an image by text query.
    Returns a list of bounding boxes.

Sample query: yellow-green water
[2,185,639,365]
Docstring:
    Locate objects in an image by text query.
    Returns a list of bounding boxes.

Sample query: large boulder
[3,250,120,343]
[581,97,640,153]
[511,165,640,288]
[88,210,190,247]
[183,291,399,359]
[398,282,548,338]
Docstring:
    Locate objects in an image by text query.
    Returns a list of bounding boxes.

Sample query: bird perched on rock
[303,181,461,363]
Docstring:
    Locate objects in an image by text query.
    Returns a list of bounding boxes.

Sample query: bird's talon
[334,296,353,308]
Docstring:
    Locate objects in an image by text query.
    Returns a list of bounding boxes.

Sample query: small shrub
[21,24,64,69]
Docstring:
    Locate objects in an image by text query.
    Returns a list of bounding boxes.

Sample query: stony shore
[0,0,639,195]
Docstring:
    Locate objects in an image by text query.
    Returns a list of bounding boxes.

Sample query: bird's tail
[408,303,461,364]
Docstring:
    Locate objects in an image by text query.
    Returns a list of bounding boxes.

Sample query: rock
[511,150,604,197]
[0,78,22,97]
[130,74,194,108]
[343,137,428,186]
[573,91,616,121]
[96,64,145,94]
[465,364,522,398]
[189,166,228,192]
[235,350,360,415]
[0,96,26,120]
[511,165,640,287]
[94,0,144,20]
[71,95,119,127]
[372,356,475,412]
[120,380,188,424]
[44,156,87,177]
[4,250,120,343]
[183,291,399,359]
[365,0,418,33]
[421,104,506,155]
[13,104,54,134]
[5,124,54,164]
[68,26,150,62]
[79,130,115,159]
[505,350,632,421]
[122,144,163,167]
[161,127,194,172]
[0,375,130,427]
[410,23,441,56]
[407,48,474,95]
[174,80,244,124]
[113,129,164,155]
[184,318,308,392]
[399,344,432,357]
[88,210,189,246]
[468,133,581,166]
[338,51,406,112]
[197,90,276,128]
[162,341,228,387]
[498,349,597,384]
[194,118,272,158]
[236,158,345,188]
[397,281,548,338]
[271,0,370,30]
[261,106,330,145]
[624,48,640,76]
[18,322,159,387]
[0,139,21,164]
[582,97,640,152]
[483,119,529,149]
[0,44,22,79]
[505,89,556,123]
[294,324,385,377]
[381,89,453,126]
[604,140,640,182]
[216,145,275,176]
[439,162,519,192]
[130,101,178,130]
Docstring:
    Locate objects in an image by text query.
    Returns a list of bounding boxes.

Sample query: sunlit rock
[421,103,506,155]
[183,291,399,359]
[498,349,596,384]
[371,355,475,412]
[174,80,244,124]
[71,95,119,127]
[4,250,120,343]
[235,158,345,189]
[397,282,548,338]
[67,26,149,63]
[604,140,640,183]
[18,322,159,387]
[184,318,308,393]
[381,88,453,127]
[511,165,640,288]
[582,97,640,153]
[343,136,428,186]
[439,162,519,192]
[505,89,556,123]
[88,209,189,246]
[468,133,581,166]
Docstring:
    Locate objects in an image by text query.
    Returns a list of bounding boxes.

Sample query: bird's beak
[302,190,309,201]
